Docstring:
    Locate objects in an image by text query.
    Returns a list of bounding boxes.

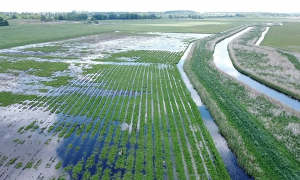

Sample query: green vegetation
[34,159,42,169]
[95,50,183,64]
[45,138,52,145]
[24,161,34,169]
[15,162,23,169]
[0,60,69,77]
[38,63,230,179]
[262,22,300,52]
[24,121,36,131]
[229,26,300,100]
[0,18,286,49]
[72,161,83,179]
[0,156,8,167]
[5,157,17,167]
[0,92,36,106]
[0,17,9,26]
[2,18,298,179]
[42,76,72,87]
[185,27,300,179]
[24,45,63,52]
[55,161,63,169]
[281,52,300,71]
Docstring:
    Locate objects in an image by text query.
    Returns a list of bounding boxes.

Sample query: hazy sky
[1,0,299,13]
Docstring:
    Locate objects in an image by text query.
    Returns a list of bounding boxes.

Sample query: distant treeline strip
[41,13,158,22]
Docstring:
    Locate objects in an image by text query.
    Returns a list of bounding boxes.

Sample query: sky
[1,0,299,13]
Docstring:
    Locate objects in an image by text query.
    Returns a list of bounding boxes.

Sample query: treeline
[41,13,88,21]
[92,13,158,20]
[39,12,159,22]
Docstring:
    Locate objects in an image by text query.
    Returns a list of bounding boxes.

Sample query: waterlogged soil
[0,32,223,179]
[0,32,205,97]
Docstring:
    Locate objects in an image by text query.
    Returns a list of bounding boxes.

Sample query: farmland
[0,18,287,49]
[0,23,230,179]
[1,18,300,180]
[185,25,300,179]
[261,22,300,52]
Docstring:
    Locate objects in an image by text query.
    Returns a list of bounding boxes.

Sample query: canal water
[178,43,252,180]
[214,27,300,111]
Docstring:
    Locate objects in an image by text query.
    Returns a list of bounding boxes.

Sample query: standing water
[255,27,270,45]
[177,43,252,179]
[214,27,300,111]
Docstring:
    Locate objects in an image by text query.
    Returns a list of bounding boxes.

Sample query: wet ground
[0,32,219,179]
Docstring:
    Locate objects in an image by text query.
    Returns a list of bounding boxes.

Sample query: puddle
[120,122,133,133]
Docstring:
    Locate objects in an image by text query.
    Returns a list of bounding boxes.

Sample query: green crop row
[185,27,300,179]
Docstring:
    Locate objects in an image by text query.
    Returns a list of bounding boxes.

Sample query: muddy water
[214,27,300,111]
[178,42,252,179]
[255,27,270,45]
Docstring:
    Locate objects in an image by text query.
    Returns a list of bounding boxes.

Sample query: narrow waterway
[214,27,300,111]
[255,27,270,45]
[177,43,252,180]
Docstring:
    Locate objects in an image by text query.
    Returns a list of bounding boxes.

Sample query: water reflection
[213,27,300,111]
[255,27,270,46]
[177,40,252,179]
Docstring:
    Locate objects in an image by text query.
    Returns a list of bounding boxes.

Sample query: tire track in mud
[114,65,143,178]
[129,66,147,178]
[165,69,199,179]
[158,67,178,180]
[176,77,215,167]
[171,75,210,180]
[141,65,150,176]
[150,66,157,178]
[154,66,168,179]
[161,67,189,179]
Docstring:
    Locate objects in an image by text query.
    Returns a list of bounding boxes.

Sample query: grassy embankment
[228,26,300,100]
[184,26,300,179]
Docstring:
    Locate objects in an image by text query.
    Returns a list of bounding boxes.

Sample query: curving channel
[178,43,252,180]
[214,27,300,111]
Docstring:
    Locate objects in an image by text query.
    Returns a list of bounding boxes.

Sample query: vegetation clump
[0,17,9,26]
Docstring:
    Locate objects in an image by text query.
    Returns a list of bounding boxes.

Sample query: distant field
[0,18,287,49]
[261,22,300,52]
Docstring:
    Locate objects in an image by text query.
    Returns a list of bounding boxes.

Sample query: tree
[0,17,9,26]
[169,15,173,19]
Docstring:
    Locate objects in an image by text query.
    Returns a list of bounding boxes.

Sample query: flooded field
[0,32,233,179]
